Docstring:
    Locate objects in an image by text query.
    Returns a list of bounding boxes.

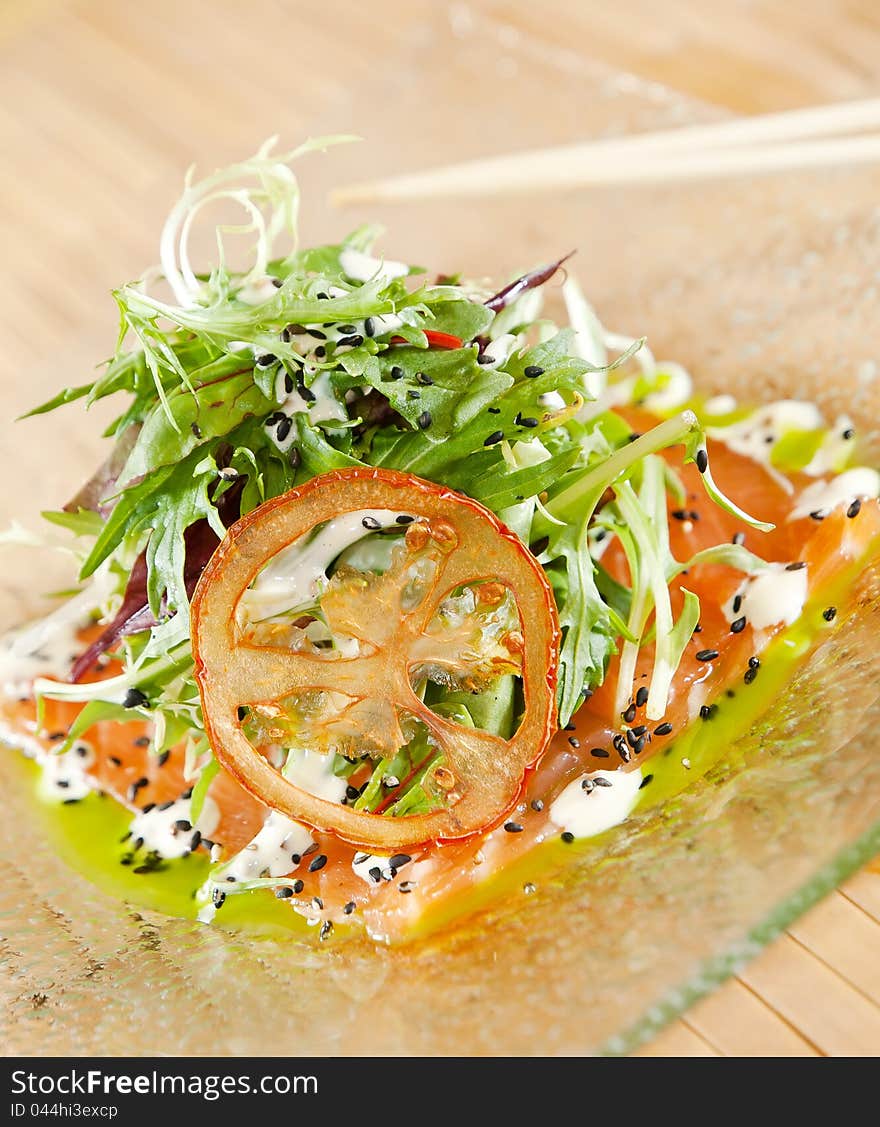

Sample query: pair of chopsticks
[333,98,880,204]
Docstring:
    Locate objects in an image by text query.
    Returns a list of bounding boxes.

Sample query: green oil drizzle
[3,549,871,944]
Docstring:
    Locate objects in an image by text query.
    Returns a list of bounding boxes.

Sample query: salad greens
[26,138,780,820]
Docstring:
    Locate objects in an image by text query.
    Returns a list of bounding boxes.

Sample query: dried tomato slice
[191,467,560,850]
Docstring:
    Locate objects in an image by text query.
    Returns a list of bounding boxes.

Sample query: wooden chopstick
[333,97,880,204]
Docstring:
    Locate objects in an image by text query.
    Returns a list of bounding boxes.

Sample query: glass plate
[1,4,879,1055]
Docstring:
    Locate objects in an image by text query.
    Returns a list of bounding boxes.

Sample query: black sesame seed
[593,777,612,788]
[314,345,326,359]
[288,447,302,469]
[256,353,277,367]
[613,734,631,762]
[275,416,292,442]
[297,383,317,404]
[822,606,837,622]
[362,516,382,531]
[623,703,637,723]
[343,900,356,915]
[732,594,743,614]
[189,831,202,850]
[417,411,433,430]
[396,514,415,524]
[639,774,654,789]
[654,722,673,736]
[389,853,412,869]
[190,421,203,438]
[292,879,304,894]
[731,616,747,634]
[237,706,247,721]
[847,498,862,519]
[173,819,192,832]
[140,802,155,814]
[561,831,575,843]
[416,372,434,385]
[504,821,524,833]
[809,510,825,521]
[389,366,404,380]
[484,430,504,446]
[308,854,328,873]
[127,777,148,800]
[625,729,641,749]
[530,798,545,811]
[635,686,649,708]
[302,841,320,857]
[671,509,687,521]
[695,649,720,662]
[407,389,421,400]
[520,417,539,428]
[398,882,414,894]
[744,666,758,684]
[476,353,495,365]
[590,747,610,759]
[368,866,382,883]
[785,561,806,571]
[630,725,647,737]
[338,334,364,348]
[568,736,580,748]
[265,411,285,426]
[364,317,376,337]
[275,886,294,899]
[700,704,717,720]
[749,656,761,669]
[336,324,357,334]
[487,406,501,414]
[842,427,855,440]
[524,365,545,378]
[109,755,123,768]
[696,448,708,474]
[306,329,326,340]
[123,688,149,709]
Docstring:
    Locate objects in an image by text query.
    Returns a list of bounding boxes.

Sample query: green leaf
[41,508,105,538]
[190,755,220,824]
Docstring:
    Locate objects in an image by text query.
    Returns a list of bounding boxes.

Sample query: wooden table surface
[1,0,879,1057]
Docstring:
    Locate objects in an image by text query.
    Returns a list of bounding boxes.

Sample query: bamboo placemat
[1,0,879,1057]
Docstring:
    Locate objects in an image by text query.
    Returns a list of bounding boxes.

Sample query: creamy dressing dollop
[549,768,643,839]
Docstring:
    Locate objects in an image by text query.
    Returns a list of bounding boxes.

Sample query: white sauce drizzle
[37,740,96,803]
[0,571,115,697]
[723,562,808,630]
[339,247,408,284]
[272,369,348,431]
[218,810,315,883]
[549,768,642,839]
[480,333,516,368]
[284,748,347,803]
[129,795,220,859]
[239,508,411,622]
[704,394,738,415]
[789,467,880,521]
[352,851,394,886]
